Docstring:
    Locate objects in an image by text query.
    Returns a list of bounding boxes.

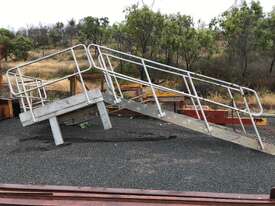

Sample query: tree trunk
[166,48,172,65]
[241,52,248,81]
[140,67,145,81]
[269,56,275,74]
[70,36,73,47]
[120,59,123,73]
[176,48,179,67]
[140,45,147,81]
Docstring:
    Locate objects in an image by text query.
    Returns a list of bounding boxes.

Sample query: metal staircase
[87,43,275,155]
[6,43,275,154]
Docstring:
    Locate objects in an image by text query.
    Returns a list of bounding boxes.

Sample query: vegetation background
[0,1,275,108]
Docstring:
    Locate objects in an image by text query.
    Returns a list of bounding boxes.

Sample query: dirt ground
[0,116,275,194]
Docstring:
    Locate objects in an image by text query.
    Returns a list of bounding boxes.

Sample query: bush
[11,36,33,60]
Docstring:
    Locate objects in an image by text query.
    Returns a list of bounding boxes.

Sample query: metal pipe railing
[6,44,92,122]
[88,44,263,116]
[87,43,264,146]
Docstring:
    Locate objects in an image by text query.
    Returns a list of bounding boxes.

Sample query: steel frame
[0,184,274,205]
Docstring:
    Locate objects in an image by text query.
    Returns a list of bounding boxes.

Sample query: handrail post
[98,56,112,92]
[97,47,120,103]
[15,76,26,112]
[187,72,211,133]
[141,59,165,118]
[227,88,246,134]
[17,68,36,121]
[71,48,90,103]
[41,80,47,100]
[240,88,264,150]
[106,55,123,98]
[36,80,44,106]
[183,75,200,120]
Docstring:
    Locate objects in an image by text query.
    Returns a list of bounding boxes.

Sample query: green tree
[78,16,110,45]
[257,8,275,73]
[164,14,216,70]
[161,15,179,65]
[219,1,264,79]
[125,5,164,79]
[0,28,14,43]
[26,25,49,56]
[66,19,77,46]
[111,23,132,72]
[125,5,164,57]
[112,23,129,50]
[49,22,65,47]
[177,15,198,70]
[10,36,33,60]
[0,28,14,60]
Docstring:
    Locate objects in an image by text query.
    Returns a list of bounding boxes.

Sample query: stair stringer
[103,92,275,155]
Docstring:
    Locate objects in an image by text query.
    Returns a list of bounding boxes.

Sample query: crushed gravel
[0,116,274,194]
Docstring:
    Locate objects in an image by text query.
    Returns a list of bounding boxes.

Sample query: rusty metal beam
[0,184,274,205]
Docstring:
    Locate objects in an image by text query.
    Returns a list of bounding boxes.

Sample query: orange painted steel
[0,184,274,206]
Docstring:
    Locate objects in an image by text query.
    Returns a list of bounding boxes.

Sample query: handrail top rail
[6,44,92,96]
[6,44,87,74]
[88,43,250,91]
[88,43,263,116]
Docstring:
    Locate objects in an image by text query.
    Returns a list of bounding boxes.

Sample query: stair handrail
[87,43,263,117]
[88,43,265,149]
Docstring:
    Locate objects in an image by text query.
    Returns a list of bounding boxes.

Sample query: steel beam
[0,184,274,205]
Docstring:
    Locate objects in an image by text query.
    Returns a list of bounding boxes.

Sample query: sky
[0,0,274,31]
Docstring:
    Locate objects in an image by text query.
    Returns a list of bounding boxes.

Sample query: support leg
[96,101,112,130]
[49,116,64,145]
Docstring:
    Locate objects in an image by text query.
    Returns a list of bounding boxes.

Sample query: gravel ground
[0,116,275,194]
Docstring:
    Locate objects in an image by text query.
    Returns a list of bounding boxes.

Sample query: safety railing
[87,43,265,149]
[11,73,47,111]
[6,44,92,122]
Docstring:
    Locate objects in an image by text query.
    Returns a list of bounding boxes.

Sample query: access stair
[6,44,275,155]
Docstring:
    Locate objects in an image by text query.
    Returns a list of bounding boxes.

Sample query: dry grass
[247,92,275,112]
[208,93,229,104]
[260,93,275,106]
[23,60,75,79]
[209,92,275,112]
[3,59,90,80]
